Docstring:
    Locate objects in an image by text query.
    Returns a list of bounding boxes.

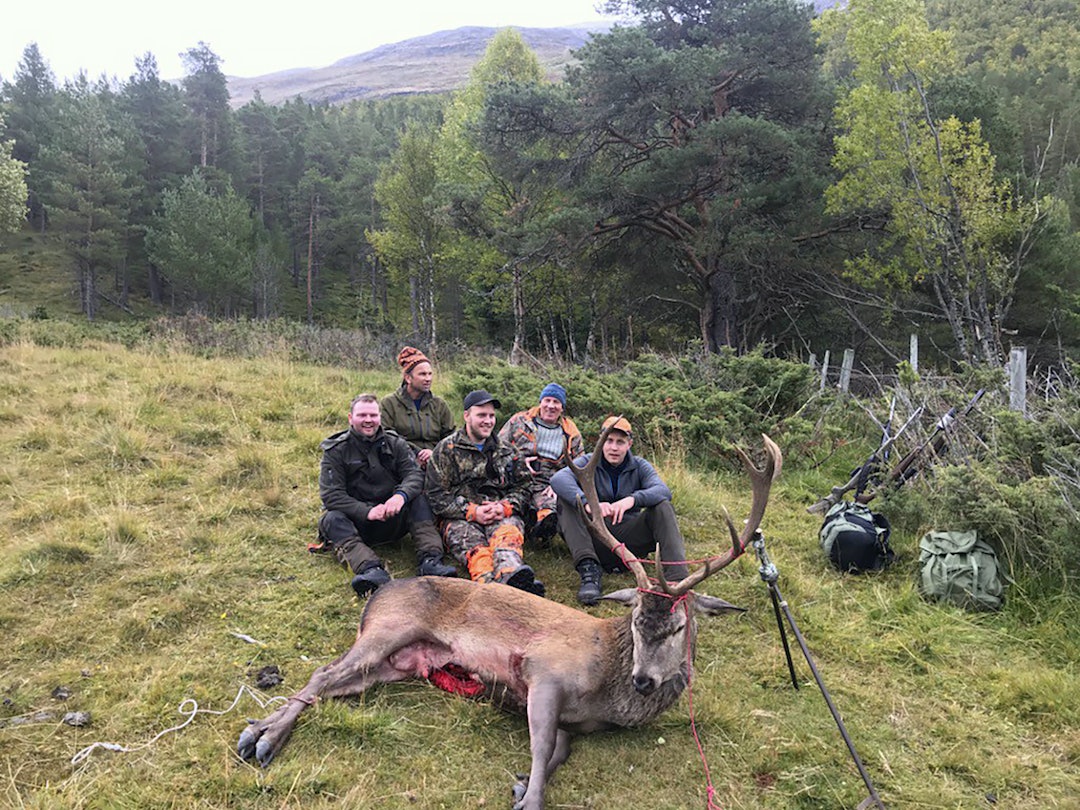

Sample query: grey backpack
[918,530,1004,612]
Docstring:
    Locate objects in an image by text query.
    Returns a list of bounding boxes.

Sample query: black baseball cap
[463,389,501,410]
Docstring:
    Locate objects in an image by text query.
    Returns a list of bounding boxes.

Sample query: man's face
[538,396,564,424]
[602,431,632,466]
[464,403,497,443]
[348,400,381,437]
[404,362,434,395]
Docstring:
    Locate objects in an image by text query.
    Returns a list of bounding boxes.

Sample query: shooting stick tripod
[752,531,887,810]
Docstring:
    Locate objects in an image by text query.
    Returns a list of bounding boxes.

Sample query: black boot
[417,554,457,578]
[576,559,602,605]
[350,561,391,597]
[497,564,546,597]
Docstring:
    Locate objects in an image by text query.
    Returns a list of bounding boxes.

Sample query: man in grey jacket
[319,394,457,598]
[550,416,689,605]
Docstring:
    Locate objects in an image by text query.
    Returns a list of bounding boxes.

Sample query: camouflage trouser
[528,486,557,520]
[440,515,526,583]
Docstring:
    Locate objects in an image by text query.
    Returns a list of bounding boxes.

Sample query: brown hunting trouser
[318,496,443,574]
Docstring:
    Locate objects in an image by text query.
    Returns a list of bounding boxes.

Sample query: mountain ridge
[226,24,608,108]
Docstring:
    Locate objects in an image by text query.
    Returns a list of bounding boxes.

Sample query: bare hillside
[226,24,607,107]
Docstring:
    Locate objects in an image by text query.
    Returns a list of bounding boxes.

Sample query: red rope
[637,587,723,809]
[679,596,724,809]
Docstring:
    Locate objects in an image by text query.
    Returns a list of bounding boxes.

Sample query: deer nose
[633,674,657,695]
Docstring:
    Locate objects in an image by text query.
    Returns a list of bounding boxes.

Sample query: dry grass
[1,337,1078,809]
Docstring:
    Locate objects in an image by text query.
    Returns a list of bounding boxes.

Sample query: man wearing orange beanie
[380,346,454,468]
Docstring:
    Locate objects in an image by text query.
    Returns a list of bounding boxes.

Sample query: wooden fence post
[839,348,855,393]
[1009,346,1027,415]
[820,350,831,393]
[909,333,919,373]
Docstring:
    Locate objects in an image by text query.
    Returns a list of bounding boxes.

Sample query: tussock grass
[1,337,1079,808]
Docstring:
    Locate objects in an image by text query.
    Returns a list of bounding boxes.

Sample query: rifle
[807,402,921,515]
[861,388,985,502]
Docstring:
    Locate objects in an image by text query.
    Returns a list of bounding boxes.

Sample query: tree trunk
[306,194,317,325]
[148,263,163,305]
[409,272,420,338]
[703,267,737,353]
[510,264,527,364]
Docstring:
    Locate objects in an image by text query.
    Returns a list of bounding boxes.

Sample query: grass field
[2,335,1079,809]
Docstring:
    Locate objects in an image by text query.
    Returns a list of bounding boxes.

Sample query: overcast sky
[3,0,619,83]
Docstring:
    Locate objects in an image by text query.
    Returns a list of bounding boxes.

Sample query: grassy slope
[1,337,1078,809]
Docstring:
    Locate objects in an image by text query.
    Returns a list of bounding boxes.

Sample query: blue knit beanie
[539,382,567,408]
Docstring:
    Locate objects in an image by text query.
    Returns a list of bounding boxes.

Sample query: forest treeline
[2,0,1079,371]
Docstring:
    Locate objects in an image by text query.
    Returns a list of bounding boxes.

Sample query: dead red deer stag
[237,427,782,809]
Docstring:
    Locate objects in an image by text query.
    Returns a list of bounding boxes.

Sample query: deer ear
[694,594,746,616]
[598,588,638,606]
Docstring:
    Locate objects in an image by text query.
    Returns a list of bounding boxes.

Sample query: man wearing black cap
[498,382,585,544]
[550,415,689,605]
[318,394,458,599]
[424,389,545,595]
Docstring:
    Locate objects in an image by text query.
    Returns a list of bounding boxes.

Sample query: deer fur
[237,433,781,809]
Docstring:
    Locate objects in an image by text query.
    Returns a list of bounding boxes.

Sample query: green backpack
[917,530,1004,612]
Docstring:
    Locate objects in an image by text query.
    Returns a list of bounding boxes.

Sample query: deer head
[571,421,782,695]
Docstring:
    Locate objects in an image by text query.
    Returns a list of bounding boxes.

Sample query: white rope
[70,684,286,767]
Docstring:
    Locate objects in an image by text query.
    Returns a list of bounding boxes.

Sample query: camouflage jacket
[319,427,423,526]
[424,428,529,520]
[379,385,455,453]
[497,406,585,490]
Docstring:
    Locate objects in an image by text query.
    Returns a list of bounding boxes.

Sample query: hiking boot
[529,510,558,547]
[525,576,546,598]
[576,559,603,606]
[417,554,457,578]
[350,562,391,598]
[498,564,543,596]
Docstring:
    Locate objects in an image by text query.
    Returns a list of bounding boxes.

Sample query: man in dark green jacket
[319,394,457,598]
[379,346,454,469]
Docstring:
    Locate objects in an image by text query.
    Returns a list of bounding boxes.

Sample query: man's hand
[368,494,406,522]
[382,493,405,518]
[417,449,433,468]
[600,496,636,525]
[473,501,504,525]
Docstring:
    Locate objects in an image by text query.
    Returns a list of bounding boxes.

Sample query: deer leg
[511,728,570,809]
[513,683,564,810]
[237,629,416,767]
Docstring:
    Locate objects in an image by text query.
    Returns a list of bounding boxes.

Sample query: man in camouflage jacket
[425,389,544,596]
[497,382,584,544]
[319,394,457,598]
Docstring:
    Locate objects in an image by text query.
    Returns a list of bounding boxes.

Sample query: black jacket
[319,427,424,526]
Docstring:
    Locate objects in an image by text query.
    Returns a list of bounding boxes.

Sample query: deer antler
[662,434,782,597]
[570,418,653,591]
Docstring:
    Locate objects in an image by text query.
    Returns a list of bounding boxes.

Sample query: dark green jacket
[379,385,454,453]
[319,427,423,526]
[425,428,529,520]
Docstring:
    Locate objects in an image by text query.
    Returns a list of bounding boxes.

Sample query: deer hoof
[237,725,260,761]
[255,736,278,767]
[511,775,529,806]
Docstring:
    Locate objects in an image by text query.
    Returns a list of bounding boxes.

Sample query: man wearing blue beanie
[498,382,584,544]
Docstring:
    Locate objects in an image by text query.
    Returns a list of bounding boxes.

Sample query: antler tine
[653,543,674,594]
[571,416,652,590]
[665,434,782,596]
